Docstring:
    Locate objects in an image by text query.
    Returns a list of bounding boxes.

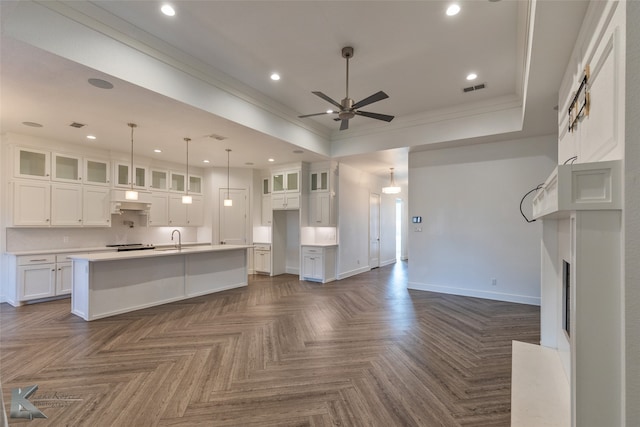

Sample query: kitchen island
[69,245,251,321]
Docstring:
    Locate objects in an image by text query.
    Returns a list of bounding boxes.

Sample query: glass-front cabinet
[115,163,147,188]
[272,170,299,193]
[150,169,169,191]
[310,170,329,192]
[52,153,81,183]
[14,147,50,180]
[84,158,110,186]
[188,175,202,194]
[170,172,185,192]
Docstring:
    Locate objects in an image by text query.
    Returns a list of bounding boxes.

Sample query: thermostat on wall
[412,216,422,223]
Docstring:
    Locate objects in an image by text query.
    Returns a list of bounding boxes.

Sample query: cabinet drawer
[303,248,321,255]
[17,255,56,266]
[56,254,72,263]
[254,244,271,251]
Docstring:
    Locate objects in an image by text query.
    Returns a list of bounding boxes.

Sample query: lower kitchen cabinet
[254,244,271,274]
[5,252,100,306]
[301,245,337,283]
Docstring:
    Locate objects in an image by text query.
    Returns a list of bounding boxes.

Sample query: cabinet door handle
[29,258,48,262]
[46,219,50,222]
[78,219,82,222]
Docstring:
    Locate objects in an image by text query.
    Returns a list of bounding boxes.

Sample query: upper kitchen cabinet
[12,181,51,226]
[188,175,202,195]
[14,146,50,180]
[150,169,169,191]
[114,162,147,189]
[84,158,110,186]
[310,170,329,192]
[169,171,185,192]
[272,170,299,193]
[52,153,82,183]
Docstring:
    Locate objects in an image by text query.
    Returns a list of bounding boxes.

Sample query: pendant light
[223,148,232,207]
[182,137,192,204]
[125,123,138,200]
[382,167,401,194]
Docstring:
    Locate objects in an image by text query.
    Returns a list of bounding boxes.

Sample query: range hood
[111,189,152,214]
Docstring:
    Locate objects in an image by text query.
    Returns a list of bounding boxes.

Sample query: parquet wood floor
[1,262,539,426]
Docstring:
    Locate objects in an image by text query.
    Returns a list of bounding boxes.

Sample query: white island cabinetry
[70,245,250,321]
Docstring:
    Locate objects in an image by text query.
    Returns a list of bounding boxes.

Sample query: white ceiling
[0,0,589,184]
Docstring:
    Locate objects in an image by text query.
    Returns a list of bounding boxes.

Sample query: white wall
[408,135,557,305]
[204,166,254,246]
[380,193,398,266]
[337,163,399,279]
[625,1,640,424]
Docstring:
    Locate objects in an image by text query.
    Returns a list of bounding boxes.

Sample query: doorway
[369,192,380,268]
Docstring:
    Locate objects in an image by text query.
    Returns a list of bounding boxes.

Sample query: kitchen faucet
[171,229,182,250]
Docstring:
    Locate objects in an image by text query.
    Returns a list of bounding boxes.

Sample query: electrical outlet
[63,236,69,243]
[491,278,497,286]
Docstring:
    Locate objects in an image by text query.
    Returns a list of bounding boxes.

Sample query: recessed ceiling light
[87,135,97,140]
[161,4,175,16]
[270,73,281,81]
[268,158,275,162]
[154,149,162,153]
[466,73,478,80]
[88,78,113,89]
[203,160,210,164]
[22,121,43,127]
[446,4,461,16]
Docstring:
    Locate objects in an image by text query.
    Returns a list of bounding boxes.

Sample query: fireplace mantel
[532,160,622,219]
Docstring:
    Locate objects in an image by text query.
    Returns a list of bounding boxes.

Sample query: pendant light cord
[184,138,190,196]
[128,123,137,189]
[226,149,231,198]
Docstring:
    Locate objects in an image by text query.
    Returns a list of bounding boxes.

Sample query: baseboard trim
[337,266,370,280]
[407,281,540,306]
[379,258,397,267]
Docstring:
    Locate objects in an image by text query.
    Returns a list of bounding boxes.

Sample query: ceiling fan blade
[339,119,349,131]
[312,91,342,109]
[298,112,331,118]
[355,110,395,122]
[352,91,389,109]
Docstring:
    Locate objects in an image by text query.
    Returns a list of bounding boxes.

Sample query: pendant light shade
[224,148,232,207]
[125,123,139,200]
[182,137,192,204]
[382,167,401,194]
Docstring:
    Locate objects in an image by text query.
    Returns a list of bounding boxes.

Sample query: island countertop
[67,244,253,262]
[71,244,251,321]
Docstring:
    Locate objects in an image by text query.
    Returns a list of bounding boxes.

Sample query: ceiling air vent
[462,83,487,93]
[208,134,227,141]
[69,122,86,128]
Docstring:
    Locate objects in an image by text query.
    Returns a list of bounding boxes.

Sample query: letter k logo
[10,385,47,419]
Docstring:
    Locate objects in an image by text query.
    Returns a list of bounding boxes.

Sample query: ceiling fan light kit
[298,46,394,130]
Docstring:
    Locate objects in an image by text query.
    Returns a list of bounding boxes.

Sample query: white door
[219,188,248,245]
[369,193,381,268]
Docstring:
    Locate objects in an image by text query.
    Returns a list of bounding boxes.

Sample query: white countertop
[68,245,253,262]
[301,243,339,247]
[5,242,211,256]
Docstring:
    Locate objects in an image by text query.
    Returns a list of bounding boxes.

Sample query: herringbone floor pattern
[1,262,539,426]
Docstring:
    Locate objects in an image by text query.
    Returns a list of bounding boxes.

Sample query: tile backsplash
[6,211,201,252]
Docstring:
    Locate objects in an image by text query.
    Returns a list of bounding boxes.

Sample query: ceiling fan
[298,46,394,131]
